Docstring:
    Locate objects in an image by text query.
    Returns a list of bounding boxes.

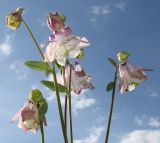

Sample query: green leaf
[25,61,50,71]
[106,82,114,92]
[108,58,117,67]
[45,69,51,76]
[41,80,68,93]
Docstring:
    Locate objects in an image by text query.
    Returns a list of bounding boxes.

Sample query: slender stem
[62,67,68,133]
[39,119,45,143]
[64,94,68,132]
[68,65,73,143]
[105,66,118,143]
[52,62,68,143]
[22,19,44,59]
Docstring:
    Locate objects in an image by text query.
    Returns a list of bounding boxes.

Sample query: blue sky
[0,0,160,143]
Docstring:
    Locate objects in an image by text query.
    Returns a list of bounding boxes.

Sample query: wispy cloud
[145,87,159,98]
[148,118,160,128]
[74,126,104,143]
[92,4,111,15]
[46,89,96,114]
[119,129,160,143]
[9,61,28,80]
[0,34,14,57]
[115,0,127,12]
[134,115,160,129]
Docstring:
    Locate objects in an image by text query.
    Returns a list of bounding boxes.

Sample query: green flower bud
[6,7,24,30]
[76,49,84,59]
[59,15,66,22]
[117,51,129,62]
[29,89,43,103]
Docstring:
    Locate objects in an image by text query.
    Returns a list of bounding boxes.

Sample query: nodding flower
[58,62,95,94]
[118,62,153,93]
[6,7,24,30]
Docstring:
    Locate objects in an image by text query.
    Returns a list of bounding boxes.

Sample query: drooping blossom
[12,89,48,133]
[118,62,153,93]
[44,27,90,66]
[58,62,95,94]
[12,101,42,133]
[47,12,65,32]
[6,7,24,30]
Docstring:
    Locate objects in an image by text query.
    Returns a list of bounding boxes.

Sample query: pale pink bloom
[47,12,65,32]
[44,27,90,66]
[12,101,46,133]
[59,62,95,94]
[119,62,152,93]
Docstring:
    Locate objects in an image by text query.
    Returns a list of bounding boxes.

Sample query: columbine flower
[59,62,95,94]
[6,7,24,30]
[118,62,152,93]
[47,12,66,32]
[12,101,40,133]
[12,89,47,133]
[44,27,90,66]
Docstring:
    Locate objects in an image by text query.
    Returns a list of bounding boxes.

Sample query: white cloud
[119,129,160,143]
[134,115,160,129]
[115,1,127,12]
[0,34,13,56]
[92,4,111,15]
[134,116,145,126]
[46,89,96,113]
[9,61,28,80]
[148,118,160,128]
[74,126,104,143]
[150,92,159,98]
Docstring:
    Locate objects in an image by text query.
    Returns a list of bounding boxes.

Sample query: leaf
[106,82,114,92]
[25,61,50,71]
[45,69,51,76]
[108,58,117,67]
[41,80,68,93]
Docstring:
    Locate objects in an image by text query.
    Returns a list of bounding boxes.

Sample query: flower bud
[117,51,129,62]
[76,49,84,59]
[47,12,65,32]
[29,89,43,103]
[5,7,24,30]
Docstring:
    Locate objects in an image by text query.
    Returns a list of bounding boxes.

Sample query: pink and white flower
[118,62,152,93]
[12,100,46,133]
[58,62,95,94]
[47,12,65,32]
[44,27,90,66]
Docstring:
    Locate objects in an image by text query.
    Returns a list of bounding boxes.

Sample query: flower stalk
[105,65,118,143]
[52,62,68,143]
[68,64,73,143]
[62,67,68,133]
[22,19,44,59]
[39,112,45,143]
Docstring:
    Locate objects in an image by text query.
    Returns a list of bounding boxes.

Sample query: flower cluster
[44,12,90,66]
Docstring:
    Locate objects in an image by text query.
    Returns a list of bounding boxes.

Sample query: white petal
[69,49,80,58]
[56,56,66,66]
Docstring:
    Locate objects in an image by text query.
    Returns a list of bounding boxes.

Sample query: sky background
[0,0,160,143]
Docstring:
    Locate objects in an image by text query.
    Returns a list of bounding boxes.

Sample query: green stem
[22,19,44,59]
[105,66,118,143]
[68,64,73,143]
[39,119,45,143]
[62,67,68,133]
[52,62,68,143]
